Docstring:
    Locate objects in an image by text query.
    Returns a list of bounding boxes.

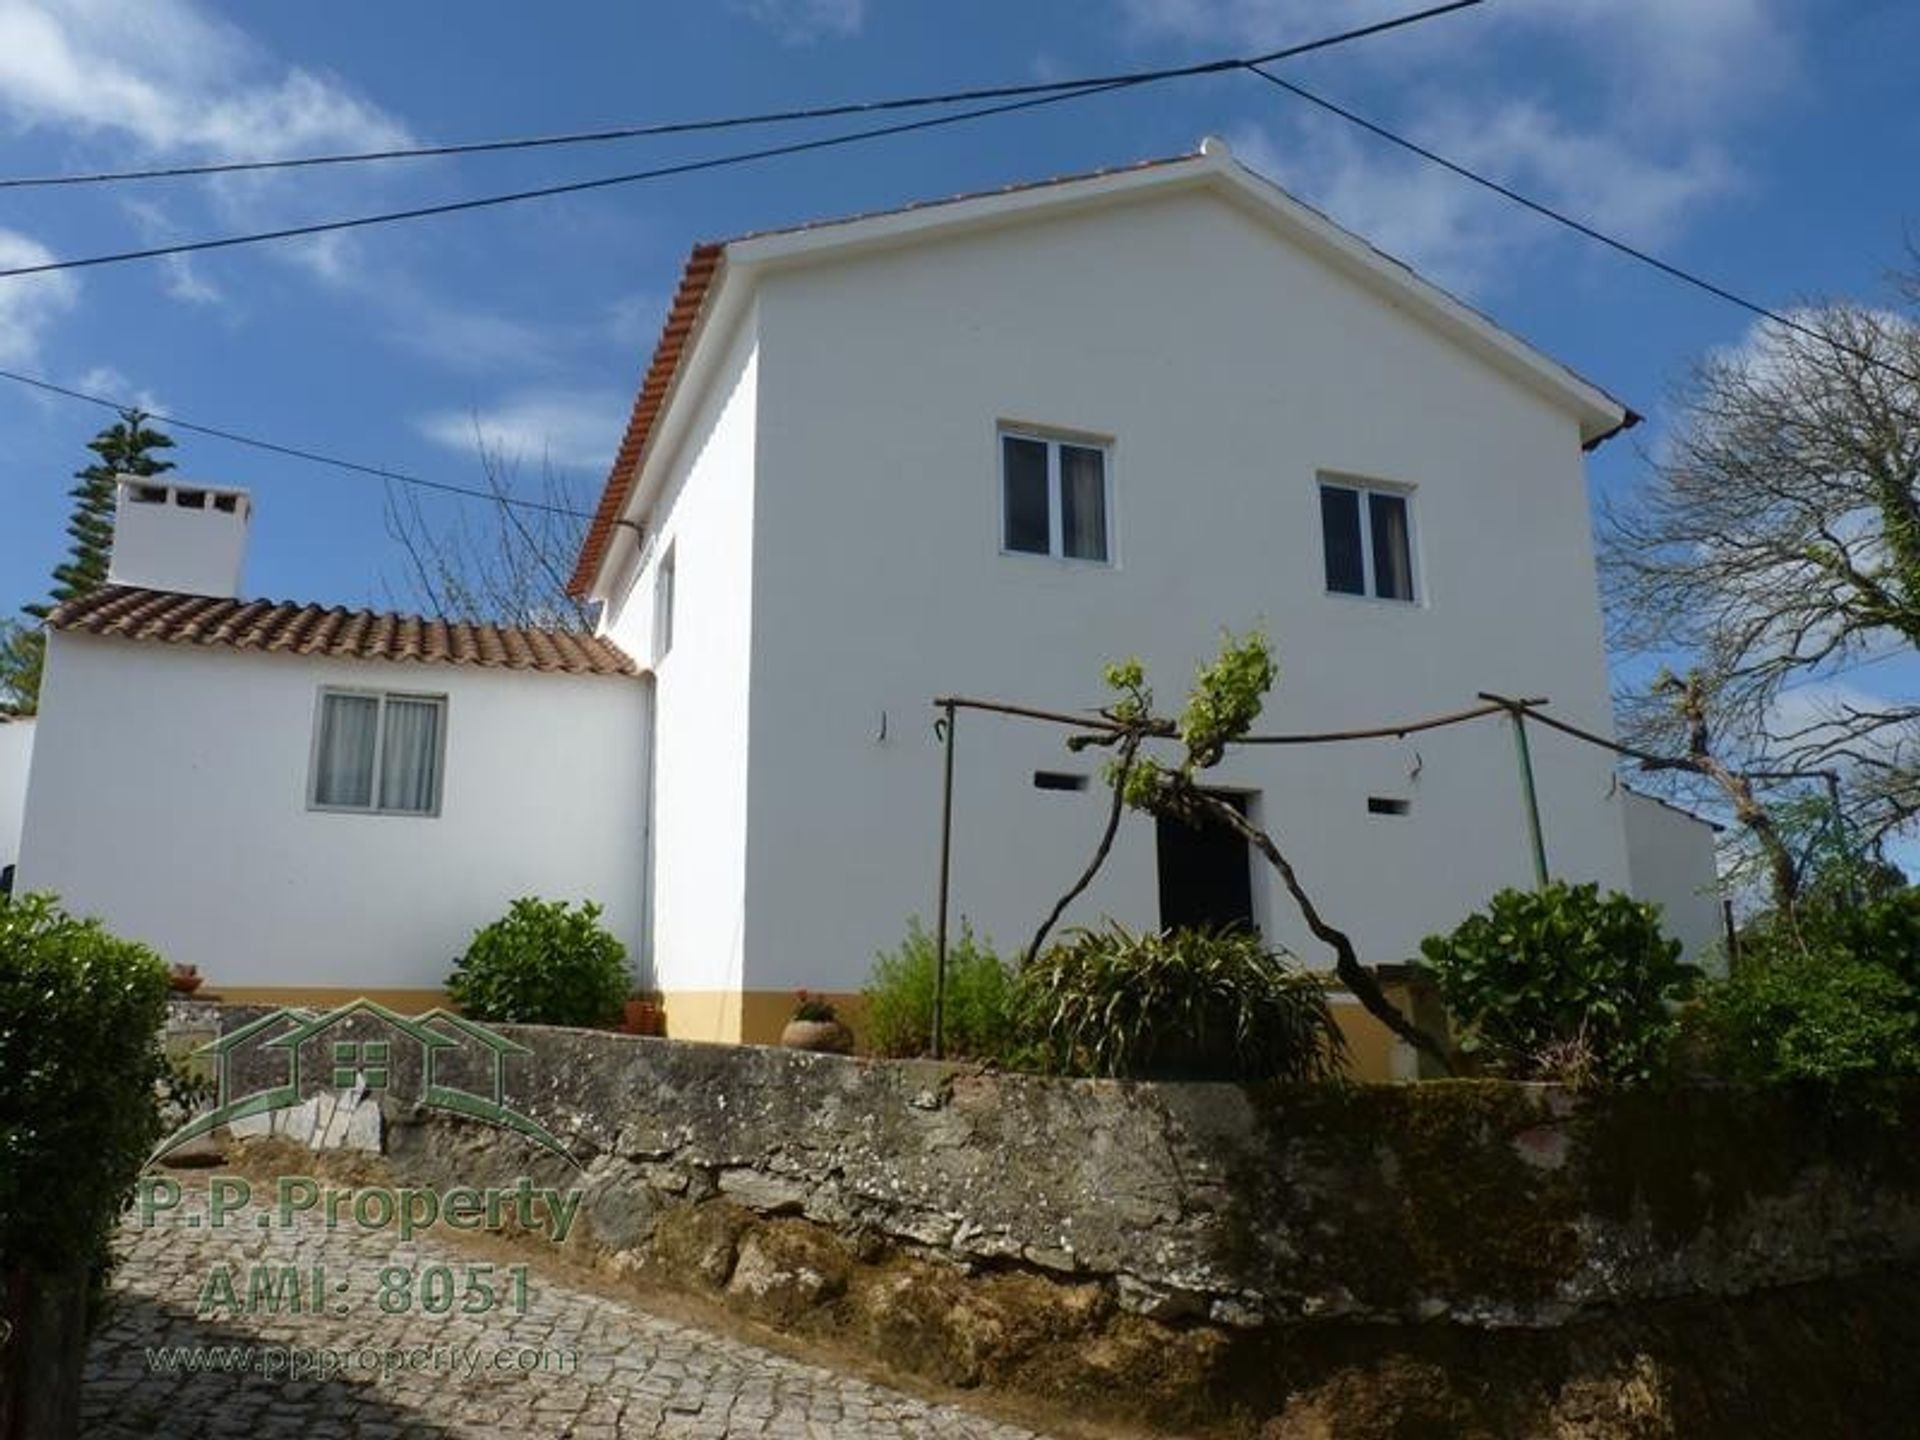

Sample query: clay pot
[168,965,203,995]
[780,1018,853,1054]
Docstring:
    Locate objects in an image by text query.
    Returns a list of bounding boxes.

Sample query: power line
[1242,65,1920,391]
[0,365,593,518]
[0,2,1486,192]
[0,3,1487,282]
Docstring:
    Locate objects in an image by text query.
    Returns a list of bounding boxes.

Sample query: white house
[0,714,33,884]
[569,138,1719,1045]
[17,478,646,1010]
[16,139,1720,1065]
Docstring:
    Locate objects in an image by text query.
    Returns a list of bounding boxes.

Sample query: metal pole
[1508,709,1550,887]
[931,702,956,1061]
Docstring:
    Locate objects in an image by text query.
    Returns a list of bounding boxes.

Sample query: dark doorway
[1156,793,1256,933]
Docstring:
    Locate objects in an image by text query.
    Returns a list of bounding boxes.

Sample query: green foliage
[7,410,176,714]
[1689,889,1920,1085]
[862,918,1015,1059]
[1688,950,1920,1085]
[790,990,838,1023]
[1015,923,1346,1082]
[0,619,41,716]
[1418,883,1694,1084]
[1176,630,1276,769]
[0,892,169,1296]
[446,897,629,1027]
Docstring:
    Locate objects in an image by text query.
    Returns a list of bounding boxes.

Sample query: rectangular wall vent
[1034,771,1088,792]
[1367,796,1411,817]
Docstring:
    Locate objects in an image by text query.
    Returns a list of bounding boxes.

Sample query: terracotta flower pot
[168,966,203,995]
[780,1018,853,1054]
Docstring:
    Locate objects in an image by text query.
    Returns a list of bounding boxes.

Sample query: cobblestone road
[82,1191,1048,1439]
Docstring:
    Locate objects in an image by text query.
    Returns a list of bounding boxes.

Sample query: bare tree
[1602,279,1920,894]
[384,432,595,631]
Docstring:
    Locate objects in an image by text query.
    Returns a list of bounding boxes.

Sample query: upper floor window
[1001,430,1111,562]
[311,689,446,816]
[1320,479,1416,602]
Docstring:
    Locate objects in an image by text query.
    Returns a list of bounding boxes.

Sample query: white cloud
[415,392,626,472]
[732,0,865,44]
[0,0,407,160]
[0,229,78,366]
[1125,0,1791,292]
[75,364,162,414]
[605,292,664,352]
[122,199,228,307]
[159,254,223,306]
[1118,0,1794,121]
[0,1,414,299]
[1229,100,1734,295]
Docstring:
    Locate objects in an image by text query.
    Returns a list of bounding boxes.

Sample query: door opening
[1155,792,1256,934]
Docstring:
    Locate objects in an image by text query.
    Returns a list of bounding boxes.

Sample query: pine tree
[23,410,176,621]
[2,411,177,713]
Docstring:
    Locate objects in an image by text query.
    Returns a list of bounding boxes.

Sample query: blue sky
[0,3,1915,719]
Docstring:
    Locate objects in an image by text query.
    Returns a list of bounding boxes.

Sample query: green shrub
[863,918,1015,1059]
[1790,889,1920,989]
[446,897,629,1027]
[1687,891,1920,1085]
[1688,949,1920,1084]
[0,893,169,1297]
[1014,923,1345,1082]
[1418,882,1693,1084]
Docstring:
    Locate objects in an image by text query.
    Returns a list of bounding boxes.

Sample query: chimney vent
[107,476,251,598]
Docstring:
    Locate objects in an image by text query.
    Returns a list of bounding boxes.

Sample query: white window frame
[1317,474,1420,605]
[307,687,449,818]
[998,426,1117,565]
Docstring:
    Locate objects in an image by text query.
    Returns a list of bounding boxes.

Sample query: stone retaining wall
[200,1011,1920,1434]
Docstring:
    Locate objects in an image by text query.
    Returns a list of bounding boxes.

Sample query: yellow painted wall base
[195,984,1441,1083]
[659,990,869,1047]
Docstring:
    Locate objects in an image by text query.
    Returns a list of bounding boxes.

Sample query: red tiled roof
[569,241,723,598]
[49,586,639,677]
[566,154,1200,599]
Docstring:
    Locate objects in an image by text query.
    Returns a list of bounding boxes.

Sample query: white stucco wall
[0,717,34,876]
[738,184,1634,990]
[1622,789,1725,969]
[599,306,759,1029]
[17,634,645,992]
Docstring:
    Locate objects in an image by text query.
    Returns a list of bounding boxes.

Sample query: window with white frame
[1000,430,1111,562]
[1319,478,1416,602]
[310,689,446,816]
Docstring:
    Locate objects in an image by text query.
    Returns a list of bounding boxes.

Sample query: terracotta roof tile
[49,586,639,678]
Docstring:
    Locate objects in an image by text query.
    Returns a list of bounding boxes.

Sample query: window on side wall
[653,544,676,662]
[1000,429,1111,562]
[310,689,446,816]
[1319,478,1416,602]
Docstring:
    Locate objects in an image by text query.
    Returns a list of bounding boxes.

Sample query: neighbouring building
[17,478,645,1010]
[16,139,1721,1066]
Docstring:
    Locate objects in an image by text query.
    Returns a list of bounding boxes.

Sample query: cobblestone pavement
[82,1192,1049,1439]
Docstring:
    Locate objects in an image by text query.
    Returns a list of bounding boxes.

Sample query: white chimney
[106,476,251,598]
